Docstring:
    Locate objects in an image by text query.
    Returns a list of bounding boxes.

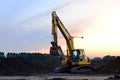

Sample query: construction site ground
[0,54,119,79]
[0,74,116,80]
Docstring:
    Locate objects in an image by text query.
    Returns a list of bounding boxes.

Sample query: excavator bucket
[50,46,63,56]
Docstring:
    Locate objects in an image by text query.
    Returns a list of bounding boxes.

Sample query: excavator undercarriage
[54,65,94,73]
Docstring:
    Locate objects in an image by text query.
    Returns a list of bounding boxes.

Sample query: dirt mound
[94,57,120,74]
[0,56,61,75]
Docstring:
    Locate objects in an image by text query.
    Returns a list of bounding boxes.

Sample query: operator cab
[72,49,85,62]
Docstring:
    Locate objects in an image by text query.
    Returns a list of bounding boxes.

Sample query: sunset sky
[0,0,120,58]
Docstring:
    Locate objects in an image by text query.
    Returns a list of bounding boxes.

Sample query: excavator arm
[51,11,58,47]
[51,11,74,58]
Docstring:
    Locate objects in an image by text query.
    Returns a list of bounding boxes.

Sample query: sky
[0,0,120,58]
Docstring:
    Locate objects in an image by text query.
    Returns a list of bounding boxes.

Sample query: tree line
[0,52,120,61]
[0,52,58,61]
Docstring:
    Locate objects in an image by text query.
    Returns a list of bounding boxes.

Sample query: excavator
[50,11,92,73]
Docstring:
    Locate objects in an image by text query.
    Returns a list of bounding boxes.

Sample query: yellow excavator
[50,11,92,73]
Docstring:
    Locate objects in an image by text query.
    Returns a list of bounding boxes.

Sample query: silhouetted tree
[103,55,116,60]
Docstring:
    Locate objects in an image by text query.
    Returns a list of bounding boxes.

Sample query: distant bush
[116,56,120,60]
[93,57,102,61]
[103,55,116,61]
[0,52,5,62]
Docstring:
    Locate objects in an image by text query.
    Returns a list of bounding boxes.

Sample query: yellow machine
[50,11,92,73]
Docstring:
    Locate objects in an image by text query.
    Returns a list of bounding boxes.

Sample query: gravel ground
[0,75,115,80]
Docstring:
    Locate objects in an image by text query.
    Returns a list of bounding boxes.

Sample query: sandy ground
[0,74,115,80]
